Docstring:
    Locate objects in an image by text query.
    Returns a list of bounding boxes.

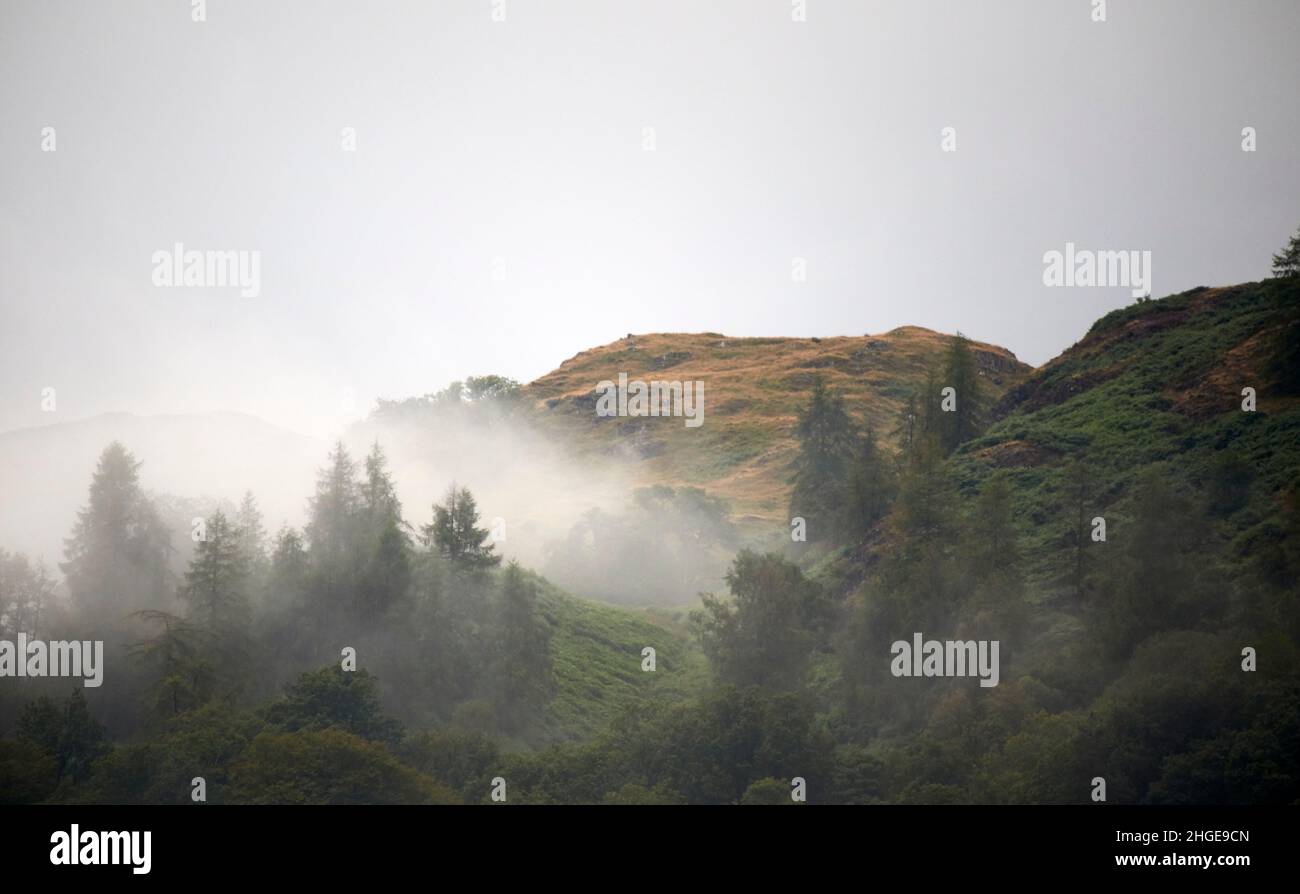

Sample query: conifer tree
[789,376,857,542]
[1271,225,1300,279]
[424,484,500,570]
[306,442,361,563]
[60,442,170,621]
[491,563,554,729]
[357,442,411,618]
[234,491,268,570]
[179,510,250,634]
[939,332,984,453]
[362,442,403,528]
[846,426,897,539]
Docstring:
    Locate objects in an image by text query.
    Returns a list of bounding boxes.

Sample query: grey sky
[2,0,1297,439]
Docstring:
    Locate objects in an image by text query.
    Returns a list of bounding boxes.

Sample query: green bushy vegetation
[3,273,1297,805]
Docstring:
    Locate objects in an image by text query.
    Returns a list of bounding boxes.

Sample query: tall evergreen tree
[17,691,106,784]
[1268,228,1300,392]
[129,610,215,718]
[845,426,897,540]
[306,442,361,563]
[305,443,364,624]
[892,391,920,459]
[234,491,268,570]
[423,484,500,570]
[0,550,55,637]
[362,442,403,527]
[268,526,309,604]
[178,510,250,635]
[789,376,857,542]
[357,442,411,619]
[491,563,554,730]
[938,332,984,453]
[1271,224,1300,278]
[60,442,170,622]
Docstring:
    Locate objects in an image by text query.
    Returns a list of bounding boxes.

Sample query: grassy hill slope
[951,278,1300,593]
[524,328,1032,519]
[535,577,706,742]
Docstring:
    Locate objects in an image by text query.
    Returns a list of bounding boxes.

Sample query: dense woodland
[2,242,1299,804]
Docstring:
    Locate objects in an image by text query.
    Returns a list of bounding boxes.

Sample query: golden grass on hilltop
[523,328,1033,519]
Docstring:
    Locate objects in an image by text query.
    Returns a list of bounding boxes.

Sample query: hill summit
[523,328,1032,518]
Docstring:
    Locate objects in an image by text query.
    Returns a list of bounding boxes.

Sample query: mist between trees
[2,273,1300,804]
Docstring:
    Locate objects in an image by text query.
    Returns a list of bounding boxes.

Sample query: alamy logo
[890,633,1000,688]
[151,242,261,297]
[595,372,704,428]
[1042,242,1152,298]
[0,635,103,687]
[50,825,151,875]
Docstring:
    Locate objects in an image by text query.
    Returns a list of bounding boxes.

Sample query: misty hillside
[524,328,1032,519]
[3,276,1299,806]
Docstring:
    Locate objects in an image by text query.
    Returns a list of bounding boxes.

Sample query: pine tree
[305,443,364,623]
[234,491,268,569]
[362,442,403,527]
[306,442,361,562]
[0,551,54,637]
[892,392,919,459]
[846,427,897,540]
[491,563,554,730]
[17,691,106,783]
[423,484,500,570]
[939,332,984,453]
[268,526,309,605]
[1267,226,1300,392]
[357,442,411,619]
[179,510,250,634]
[130,610,215,718]
[60,442,170,621]
[1272,225,1300,279]
[789,376,857,542]
[967,472,1019,577]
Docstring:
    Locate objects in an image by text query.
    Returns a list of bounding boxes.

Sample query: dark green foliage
[740,777,796,804]
[938,332,985,452]
[265,666,403,746]
[845,427,897,539]
[0,739,58,803]
[788,376,856,542]
[227,729,459,805]
[424,484,500,570]
[129,611,215,718]
[1271,224,1300,279]
[1091,465,1225,659]
[400,728,500,802]
[180,510,250,634]
[490,563,555,731]
[17,691,106,785]
[692,551,831,690]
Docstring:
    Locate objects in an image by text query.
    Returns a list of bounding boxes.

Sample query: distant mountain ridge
[0,411,325,565]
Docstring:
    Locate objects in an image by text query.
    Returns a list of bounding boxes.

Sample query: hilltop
[952,278,1300,592]
[523,328,1033,519]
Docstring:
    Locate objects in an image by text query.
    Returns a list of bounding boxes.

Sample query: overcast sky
[2,0,1297,439]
